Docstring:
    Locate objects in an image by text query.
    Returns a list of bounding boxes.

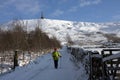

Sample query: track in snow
[0,47,88,80]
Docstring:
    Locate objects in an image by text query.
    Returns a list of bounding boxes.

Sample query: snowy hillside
[1,19,120,45]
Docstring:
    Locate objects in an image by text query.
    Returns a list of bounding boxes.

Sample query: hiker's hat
[54,48,57,51]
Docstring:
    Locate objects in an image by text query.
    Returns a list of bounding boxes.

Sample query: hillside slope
[1,19,120,45]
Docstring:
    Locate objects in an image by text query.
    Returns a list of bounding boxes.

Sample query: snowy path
[0,47,88,80]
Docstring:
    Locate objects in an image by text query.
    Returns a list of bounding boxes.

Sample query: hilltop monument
[41,12,44,19]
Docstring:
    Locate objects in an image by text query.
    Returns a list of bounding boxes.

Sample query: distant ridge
[1,18,120,45]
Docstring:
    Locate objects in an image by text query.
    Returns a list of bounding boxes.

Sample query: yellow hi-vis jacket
[52,51,61,60]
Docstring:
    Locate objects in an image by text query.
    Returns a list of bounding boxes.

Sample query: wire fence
[0,51,14,74]
[0,50,45,75]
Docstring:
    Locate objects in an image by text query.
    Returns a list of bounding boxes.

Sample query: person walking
[52,48,61,69]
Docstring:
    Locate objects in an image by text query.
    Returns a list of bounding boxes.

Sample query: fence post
[0,54,2,74]
[13,50,18,69]
[110,50,113,76]
[89,51,92,80]
[101,50,106,80]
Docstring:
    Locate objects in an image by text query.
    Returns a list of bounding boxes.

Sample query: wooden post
[89,52,92,80]
[13,50,18,69]
[23,52,25,62]
[109,50,113,76]
[29,51,31,61]
[101,50,106,80]
[0,54,2,74]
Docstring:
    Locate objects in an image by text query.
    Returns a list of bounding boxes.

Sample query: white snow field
[0,47,88,80]
[1,19,120,45]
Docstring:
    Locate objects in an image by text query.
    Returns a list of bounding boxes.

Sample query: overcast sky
[0,0,120,23]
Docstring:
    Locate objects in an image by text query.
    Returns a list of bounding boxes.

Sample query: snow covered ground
[0,46,88,80]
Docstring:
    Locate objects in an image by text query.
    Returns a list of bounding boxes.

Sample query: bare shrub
[66,33,74,46]
[0,20,61,52]
[103,33,120,43]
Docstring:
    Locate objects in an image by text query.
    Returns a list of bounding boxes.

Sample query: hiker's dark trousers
[54,60,58,69]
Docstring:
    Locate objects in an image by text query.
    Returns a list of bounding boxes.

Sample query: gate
[101,49,120,80]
